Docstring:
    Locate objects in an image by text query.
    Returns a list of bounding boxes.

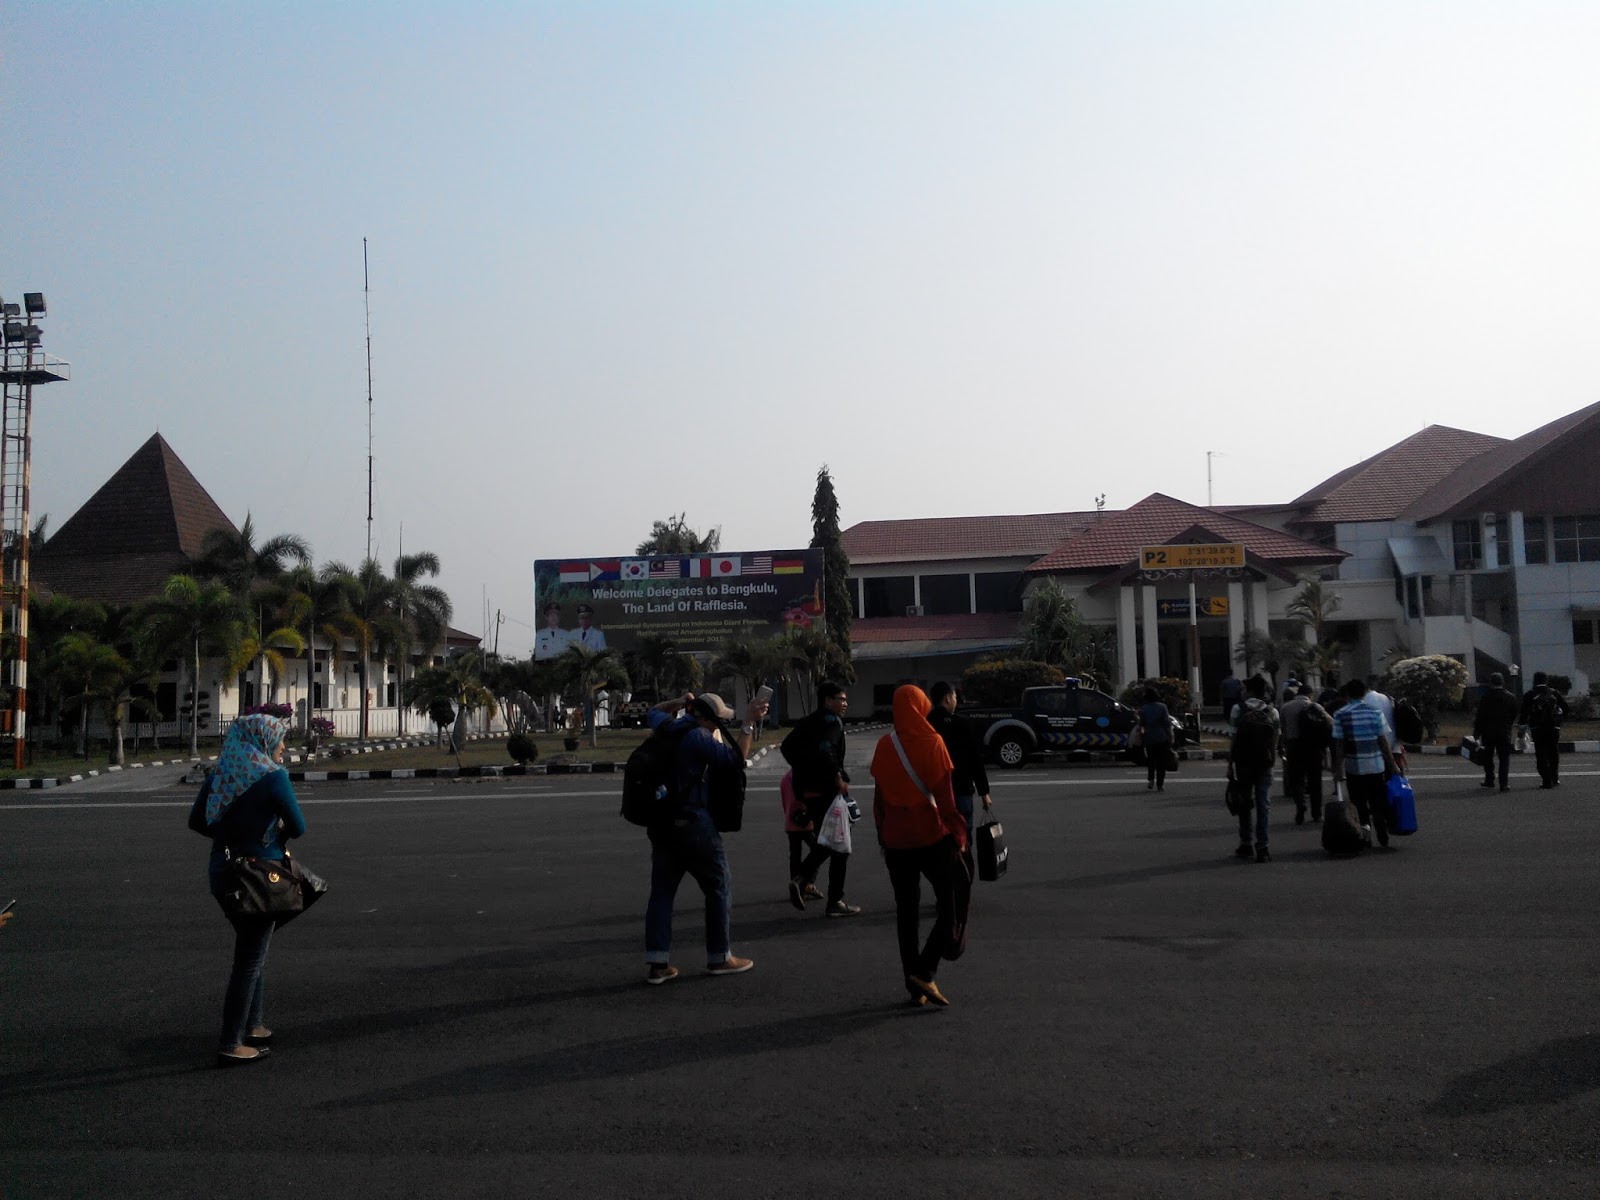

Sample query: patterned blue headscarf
[205,713,291,828]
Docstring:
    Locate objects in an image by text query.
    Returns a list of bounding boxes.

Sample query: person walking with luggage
[872,685,971,1008]
[1330,679,1401,848]
[1229,675,1280,862]
[187,713,305,1067]
[641,691,768,986]
[1473,672,1521,792]
[781,681,860,918]
[1135,686,1174,792]
[928,682,992,851]
[779,771,824,902]
[1280,685,1331,824]
[1519,671,1568,789]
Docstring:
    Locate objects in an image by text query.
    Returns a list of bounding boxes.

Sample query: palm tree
[286,564,357,740]
[635,513,721,556]
[323,558,402,742]
[194,515,312,705]
[389,551,452,736]
[626,633,680,701]
[403,653,498,767]
[138,574,246,756]
[51,633,127,758]
[29,593,107,738]
[555,644,631,746]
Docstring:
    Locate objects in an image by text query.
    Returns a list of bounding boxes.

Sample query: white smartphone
[753,685,774,704]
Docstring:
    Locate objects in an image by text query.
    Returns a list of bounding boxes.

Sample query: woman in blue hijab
[187,713,306,1066]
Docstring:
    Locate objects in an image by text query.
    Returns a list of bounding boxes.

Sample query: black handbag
[218,848,327,924]
[976,811,1008,882]
[1224,768,1249,817]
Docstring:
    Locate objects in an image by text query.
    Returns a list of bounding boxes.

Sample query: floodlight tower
[0,292,69,768]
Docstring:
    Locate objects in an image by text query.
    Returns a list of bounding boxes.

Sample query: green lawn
[0,744,210,781]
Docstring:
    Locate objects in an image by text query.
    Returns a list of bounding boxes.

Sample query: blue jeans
[645,808,732,965]
[1237,772,1272,848]
[220,915,273,1051]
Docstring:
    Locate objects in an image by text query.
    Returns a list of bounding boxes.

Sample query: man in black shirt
[780,681,859,917]
[928,682,992,854]
[1473,672,1521,792]
[1518,671,1569,789]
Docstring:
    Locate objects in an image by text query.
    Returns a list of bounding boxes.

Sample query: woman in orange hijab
[871,685,972,1007]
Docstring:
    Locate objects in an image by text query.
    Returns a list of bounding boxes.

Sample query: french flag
[686,557,712,579]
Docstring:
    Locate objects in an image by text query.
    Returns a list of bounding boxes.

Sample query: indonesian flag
[686,557,713,578]
[621,559,649,581]
[711,556,742,577]
[557,562,590,583]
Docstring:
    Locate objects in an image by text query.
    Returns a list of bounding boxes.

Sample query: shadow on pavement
[1037,856,1240,891]
[321,1002,913,1108]
[1428,1034,1600,1116]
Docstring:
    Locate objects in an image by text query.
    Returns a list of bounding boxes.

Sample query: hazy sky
[5,2,1598,656]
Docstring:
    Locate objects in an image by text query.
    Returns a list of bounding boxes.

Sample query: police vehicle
[962,679,1184,768]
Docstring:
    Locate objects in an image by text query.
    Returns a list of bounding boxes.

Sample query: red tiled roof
[1289,425,1507,524]
[1026,494,1341,574]
[842,511,1100,564]
[851,612,1022,645]
[1403,400,1600,522]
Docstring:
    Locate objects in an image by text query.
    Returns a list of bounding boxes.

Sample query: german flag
[773,558,805,574]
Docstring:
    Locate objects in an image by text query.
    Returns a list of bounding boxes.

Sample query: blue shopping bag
[1386,775,1418,836]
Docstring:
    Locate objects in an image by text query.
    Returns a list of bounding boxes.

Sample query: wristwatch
[740,724,756,735]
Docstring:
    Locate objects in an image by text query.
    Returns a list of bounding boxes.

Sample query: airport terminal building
[843,400,1600,710]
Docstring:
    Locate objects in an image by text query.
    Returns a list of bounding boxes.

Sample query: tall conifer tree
[809,465,854,679]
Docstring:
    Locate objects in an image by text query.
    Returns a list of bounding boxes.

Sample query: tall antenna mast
[364,237,374,563]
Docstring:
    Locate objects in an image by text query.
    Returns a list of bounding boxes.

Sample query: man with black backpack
[1473,672,1521,793]
[639,691,768,986]
[781,681,860,918]
[1229,675,1280,863]
[1280,684,1332,825]
[1519,671,1568,789]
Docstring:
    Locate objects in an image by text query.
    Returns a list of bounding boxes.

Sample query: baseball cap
[692,692,735,721]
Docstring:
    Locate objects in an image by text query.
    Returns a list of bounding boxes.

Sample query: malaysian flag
[744,555,773,575]
[650,559,683,579]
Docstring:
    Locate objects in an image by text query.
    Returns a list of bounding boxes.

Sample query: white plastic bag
[815,795,853,855]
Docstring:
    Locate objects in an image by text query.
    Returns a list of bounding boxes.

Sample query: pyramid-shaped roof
[1403,399,1600,522]
[1289,425,1507,525]
[1026,493,1342,574]
[33,434,239,604]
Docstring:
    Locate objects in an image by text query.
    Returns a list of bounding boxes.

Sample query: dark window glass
[846,577,862,618]
[974,571,1024,613]
[919,573,971,616]
[1575,619,1594,646]
[386,682,398,707]
[1076,690,1115,718]
[1452,520,1482,570]
[873,684,898,710]
[156,681,177,721]
[1525,516,1548,564]
[313,682,325,708]
[1552,516,1600,563]
[1033,690,1070,717]
[862,576,915,618]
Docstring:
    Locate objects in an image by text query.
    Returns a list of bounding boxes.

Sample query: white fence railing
[78,707,507,745]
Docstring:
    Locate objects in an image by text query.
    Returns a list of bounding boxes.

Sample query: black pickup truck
[963,680,1185,768]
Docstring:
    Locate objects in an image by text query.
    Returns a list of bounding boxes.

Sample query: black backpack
[707,758,747,833]
[1231,705,1277,777]
[621,725,686,827]
[1394,699,1425,745]
[1528,687,1564,730]
[1299,702,1334,748]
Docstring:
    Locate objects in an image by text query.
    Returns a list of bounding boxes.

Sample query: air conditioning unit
[906,605,924,617]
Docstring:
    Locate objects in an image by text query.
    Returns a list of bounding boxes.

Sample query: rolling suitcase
[1322,783,1366,856]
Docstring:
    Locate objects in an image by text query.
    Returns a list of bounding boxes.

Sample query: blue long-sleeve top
[188,770,307,897]
[647,709,743,813]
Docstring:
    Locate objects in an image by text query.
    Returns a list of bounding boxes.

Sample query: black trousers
[1145,743,1169,790]
[1483,740,1513,788]
[1286,740,1325,818]
[1533,730,1561,786]
[795,792,849,904]
[1345,773,1389,847]
[884,841,961,982]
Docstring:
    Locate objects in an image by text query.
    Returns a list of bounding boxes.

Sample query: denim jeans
[1237,772,1272,848]
[220,914,274,1051]
[646,808,732,965]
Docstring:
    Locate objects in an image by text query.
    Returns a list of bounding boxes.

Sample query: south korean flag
[621,559,650,582]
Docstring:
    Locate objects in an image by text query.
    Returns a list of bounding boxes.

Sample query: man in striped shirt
[1330,679,1401,848]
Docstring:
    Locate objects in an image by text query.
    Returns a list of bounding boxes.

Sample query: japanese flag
[711,557,742,577]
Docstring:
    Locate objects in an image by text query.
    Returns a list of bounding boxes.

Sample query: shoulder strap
[889,732,933,801]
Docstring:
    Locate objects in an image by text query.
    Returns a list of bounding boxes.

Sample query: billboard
[533,549,825,659]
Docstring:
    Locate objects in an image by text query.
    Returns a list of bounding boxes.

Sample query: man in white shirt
[535,603,572,660]
[573,604,608,652]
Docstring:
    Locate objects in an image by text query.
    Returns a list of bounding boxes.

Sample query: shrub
[507,733,539,764]
[959,659,1066,707]
[309,717,335,739]
[1382,655,1468,740]
[1117,677,1193,713]
[428,698,456,730]
[243,703,294,720]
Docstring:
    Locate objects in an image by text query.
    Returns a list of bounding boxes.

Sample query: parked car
[962,679,1185,768]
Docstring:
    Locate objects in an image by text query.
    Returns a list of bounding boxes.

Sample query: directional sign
[1140,543,1246,571]
[1156,596,1230,618]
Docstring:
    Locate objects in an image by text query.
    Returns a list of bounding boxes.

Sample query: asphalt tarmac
[4,747,1600,1198]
